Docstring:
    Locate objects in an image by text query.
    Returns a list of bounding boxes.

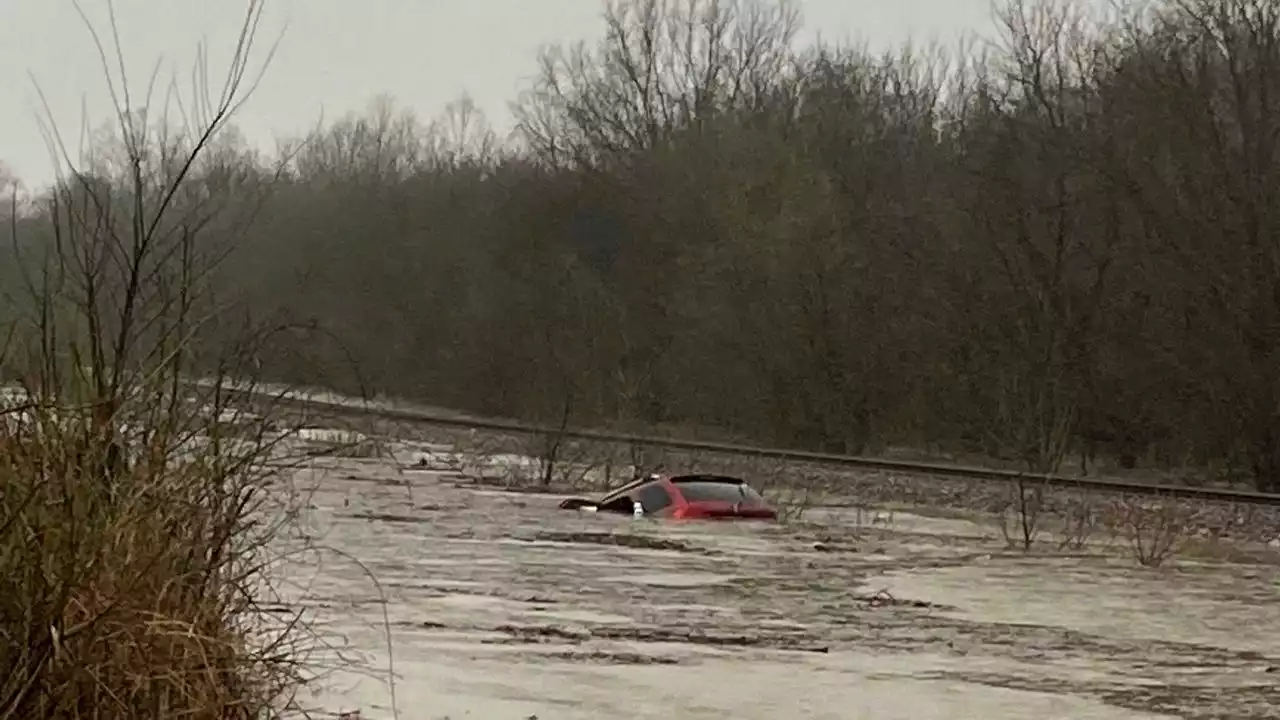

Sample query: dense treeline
[4,0,1280,490]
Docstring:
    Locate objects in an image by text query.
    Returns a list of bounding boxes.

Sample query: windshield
[674,480,764,505]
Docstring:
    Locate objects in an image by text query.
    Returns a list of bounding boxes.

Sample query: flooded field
[268,439,1280,720]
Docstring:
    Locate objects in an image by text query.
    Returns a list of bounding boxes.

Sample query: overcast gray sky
[1,0,997,188]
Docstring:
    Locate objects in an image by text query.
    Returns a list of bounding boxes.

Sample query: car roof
[668,474,747,485]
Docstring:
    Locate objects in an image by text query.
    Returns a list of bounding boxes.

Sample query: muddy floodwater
[269,442,1280,720]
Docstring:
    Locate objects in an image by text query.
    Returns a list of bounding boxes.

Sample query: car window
[674,480,764,505]
[635,482,673,513]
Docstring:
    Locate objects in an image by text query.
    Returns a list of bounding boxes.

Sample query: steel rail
[214,384,1280,506]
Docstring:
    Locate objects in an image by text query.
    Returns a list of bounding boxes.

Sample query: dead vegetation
[0,380,306,718]
[1054,491,1107,552]
[997,478,1049,552]
[1100,495,1203,568]
[986,482,1218,567]
[449,430,620,491]
[0,2,314,717]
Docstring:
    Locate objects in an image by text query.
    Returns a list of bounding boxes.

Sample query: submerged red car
[559,473,778,521]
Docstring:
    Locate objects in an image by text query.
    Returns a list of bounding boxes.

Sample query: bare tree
[1118,0,1280,490]
[514,0,800,167]
[291,94,426,182]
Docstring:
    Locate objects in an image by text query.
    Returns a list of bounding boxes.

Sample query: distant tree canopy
[4,0,1280,491]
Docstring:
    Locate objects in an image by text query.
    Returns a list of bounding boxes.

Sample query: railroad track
[210,383,1280,507]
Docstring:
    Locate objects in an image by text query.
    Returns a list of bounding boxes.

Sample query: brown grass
[0,2,326,716]
[0,381,306,719]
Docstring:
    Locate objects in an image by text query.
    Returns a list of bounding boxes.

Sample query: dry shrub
[450,431,536,485]
[530,436,621,490]
[1054,491,1106,551]
[1215,502,1280,546]
[0,379,305,718]
[0,3,312,716]
[452,426,682,492]
[765,481,818,523]
[1101,494,1201,567]
[745,459,825,523]
[996,478,1047,551]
